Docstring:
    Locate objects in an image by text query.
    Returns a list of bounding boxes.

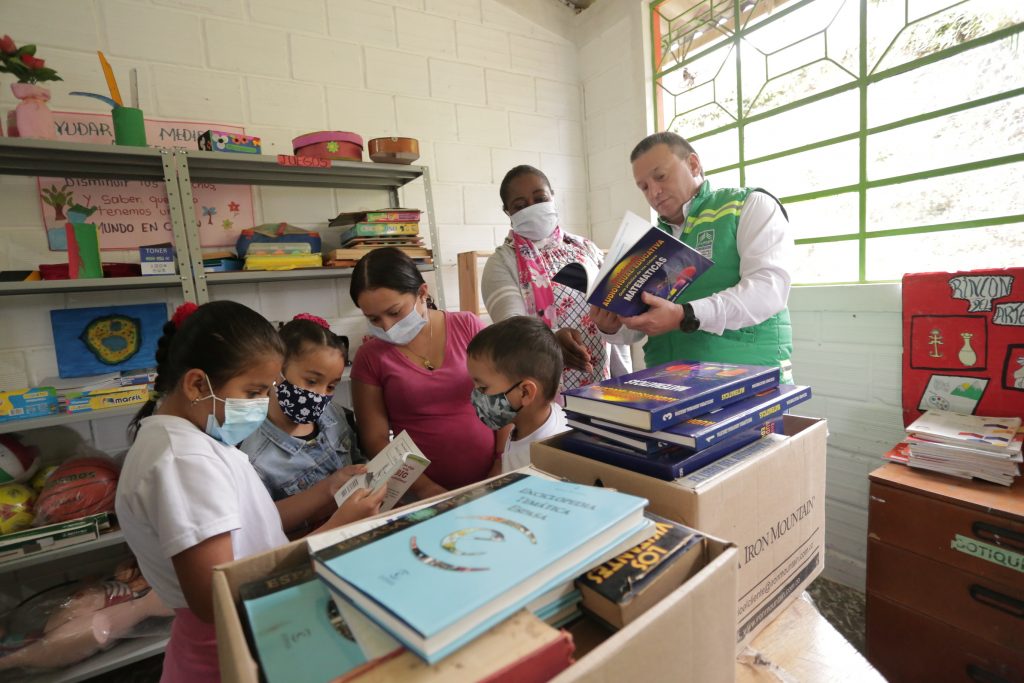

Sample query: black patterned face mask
[276,378,330,425]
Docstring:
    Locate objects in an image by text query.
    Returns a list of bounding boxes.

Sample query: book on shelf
[329,246,432,261]
[0,512,111,564]
[240,564,368,683]
[329,209,422,228]
[334,430,430,512]
[338,222,420,244]
[570,384,810,452]
[311,471,652,663]
[905,410,1023,456]
[64,385,150,413]
[580,211,713,316]
[343,236,425,248]
[562,360,780,431]
[557,416,784,481]
[576,514,705,629]
[883,442,911,464]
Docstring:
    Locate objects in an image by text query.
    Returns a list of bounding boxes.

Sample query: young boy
[467,316,570,473]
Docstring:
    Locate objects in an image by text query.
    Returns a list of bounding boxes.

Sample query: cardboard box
[139,243,176,275]
[198,130,262,154]
[212,468,739,683]
[532,414,827,652]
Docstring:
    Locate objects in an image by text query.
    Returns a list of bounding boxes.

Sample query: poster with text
[903,267,1024,425]
[38,112,255,251]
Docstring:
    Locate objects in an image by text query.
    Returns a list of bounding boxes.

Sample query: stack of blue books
[308,472,653,664]
[559,360,812,480]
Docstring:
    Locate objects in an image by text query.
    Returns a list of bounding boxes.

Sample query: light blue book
[241,566,367,683]
[312,472,651,663]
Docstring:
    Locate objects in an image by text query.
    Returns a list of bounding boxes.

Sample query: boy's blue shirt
[240,401,363,501]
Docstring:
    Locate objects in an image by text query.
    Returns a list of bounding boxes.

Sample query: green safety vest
[643,181,793,376]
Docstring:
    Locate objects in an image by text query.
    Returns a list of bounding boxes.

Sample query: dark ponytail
[349,247,435,309]
[128,301,284,440]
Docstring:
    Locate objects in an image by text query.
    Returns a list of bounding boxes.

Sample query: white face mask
[368,299,427,346]
[510,201,559,241]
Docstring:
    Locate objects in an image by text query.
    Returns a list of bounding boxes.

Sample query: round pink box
[292,131,364,161]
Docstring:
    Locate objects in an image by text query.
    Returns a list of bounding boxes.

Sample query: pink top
[351,311,496,490]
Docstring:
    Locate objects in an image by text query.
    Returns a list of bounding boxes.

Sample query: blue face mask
[200,376,269,445]
[368,299,427,346]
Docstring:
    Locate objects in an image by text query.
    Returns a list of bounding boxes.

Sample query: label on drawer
[951,534,1024,574]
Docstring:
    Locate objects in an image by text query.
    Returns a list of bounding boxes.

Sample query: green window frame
[650,0,1024,284]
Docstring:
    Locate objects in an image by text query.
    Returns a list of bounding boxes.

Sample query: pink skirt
[161,608,220,683]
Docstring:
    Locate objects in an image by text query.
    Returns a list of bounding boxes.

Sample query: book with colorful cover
[329,209,422,228]
[562,360,780,431]
[576,514,705,629]
[334,430,430,512]
[311,472,651,663]
[337,222,420,243]
[905,410,1023,456]
[557,416,784,481]
[240,565,367,683]
[883,442,911,464]
[585,211,713,316]
[576,384,811,451]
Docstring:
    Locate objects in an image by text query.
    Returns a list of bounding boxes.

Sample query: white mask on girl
[510,201,559,241]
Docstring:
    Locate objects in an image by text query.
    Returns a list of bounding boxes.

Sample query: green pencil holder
[112,107,147,146]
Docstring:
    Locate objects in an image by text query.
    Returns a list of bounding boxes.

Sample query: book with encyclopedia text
[562,360,780,431]
[576,384,811,450]
[311,472,652,663]
[556,416,785,481]
[585,211,713,316]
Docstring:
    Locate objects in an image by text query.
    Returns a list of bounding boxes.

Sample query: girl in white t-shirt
[116,301,385,683]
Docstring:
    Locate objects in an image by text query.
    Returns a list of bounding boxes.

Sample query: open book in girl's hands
[333,430,430,511]
[559,211,714,317]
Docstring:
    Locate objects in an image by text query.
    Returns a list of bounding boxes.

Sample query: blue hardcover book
[562,360,780,431]
[585,212,714,316]
[583,384,812,450]
[310,472,651,663]
[556,416,785,481]
[240,566,367,683]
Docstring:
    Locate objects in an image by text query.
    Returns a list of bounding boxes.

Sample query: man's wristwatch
[679,303,700,333]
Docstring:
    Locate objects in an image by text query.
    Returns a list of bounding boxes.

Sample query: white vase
[958,333,977,366]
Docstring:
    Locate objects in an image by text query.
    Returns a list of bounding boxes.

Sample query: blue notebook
[579,384,811,451]
[240,566,367,683]
[557,416,784,480]
[311,472,650,663]
[562,360,780,430]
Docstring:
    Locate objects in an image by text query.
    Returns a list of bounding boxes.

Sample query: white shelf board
[0,405,138,435]
[0,530,127,574]
[20,634,169,683]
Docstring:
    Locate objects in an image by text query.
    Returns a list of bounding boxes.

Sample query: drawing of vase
[7,83,57,140]
[958,333,977,366]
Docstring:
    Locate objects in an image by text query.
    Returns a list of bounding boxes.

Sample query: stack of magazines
[558,360,811,480]
[899,410,1023,486]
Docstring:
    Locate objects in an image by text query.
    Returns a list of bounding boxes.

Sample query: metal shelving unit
[0,274,183,296]
[0,529,127,573]
[173,149,445,307]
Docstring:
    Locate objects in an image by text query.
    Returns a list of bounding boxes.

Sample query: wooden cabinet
[867,463,1024,683]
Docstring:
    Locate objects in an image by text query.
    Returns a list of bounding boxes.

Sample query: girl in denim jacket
[239,314,365,535]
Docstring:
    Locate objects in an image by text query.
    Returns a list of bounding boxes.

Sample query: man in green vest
[593,132,794,381]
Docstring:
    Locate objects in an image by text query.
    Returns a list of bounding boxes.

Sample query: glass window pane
[785,193,859,241]
[655,0,737,73]
[745,139,859,198]
[692,128,740,169]
[865,224,1024,281]
[867,35,1021,127]
[745,89,858,160]
[874,0,1024,73]
[868,96,1024,180]
[866,163,1024,231]
[744,0,848,52]
[706,169,741,189]
[660,45,739,135]
[791,239,860,284]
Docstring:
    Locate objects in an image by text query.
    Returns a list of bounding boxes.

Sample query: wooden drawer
[869,480,1024,586]
[867,539,1024,653]
[867,593,1024,683]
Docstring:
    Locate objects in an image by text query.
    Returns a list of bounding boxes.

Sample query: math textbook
[562,360,780,431]
[579,384,811,450]
[584,211,713,316]
[556,416,784,481]
[311,472,651,663]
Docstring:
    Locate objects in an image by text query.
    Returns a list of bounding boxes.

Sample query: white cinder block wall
[1,0,897,591]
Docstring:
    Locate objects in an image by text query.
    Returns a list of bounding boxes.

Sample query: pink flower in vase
[0,35,16,54]
[21,55,45,70]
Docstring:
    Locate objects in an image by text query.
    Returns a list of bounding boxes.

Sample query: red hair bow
[293,313,330,330]
[171,302,199,329]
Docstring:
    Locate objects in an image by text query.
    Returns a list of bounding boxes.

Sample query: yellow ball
[0,483,36,535]
[30,465,57,492]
